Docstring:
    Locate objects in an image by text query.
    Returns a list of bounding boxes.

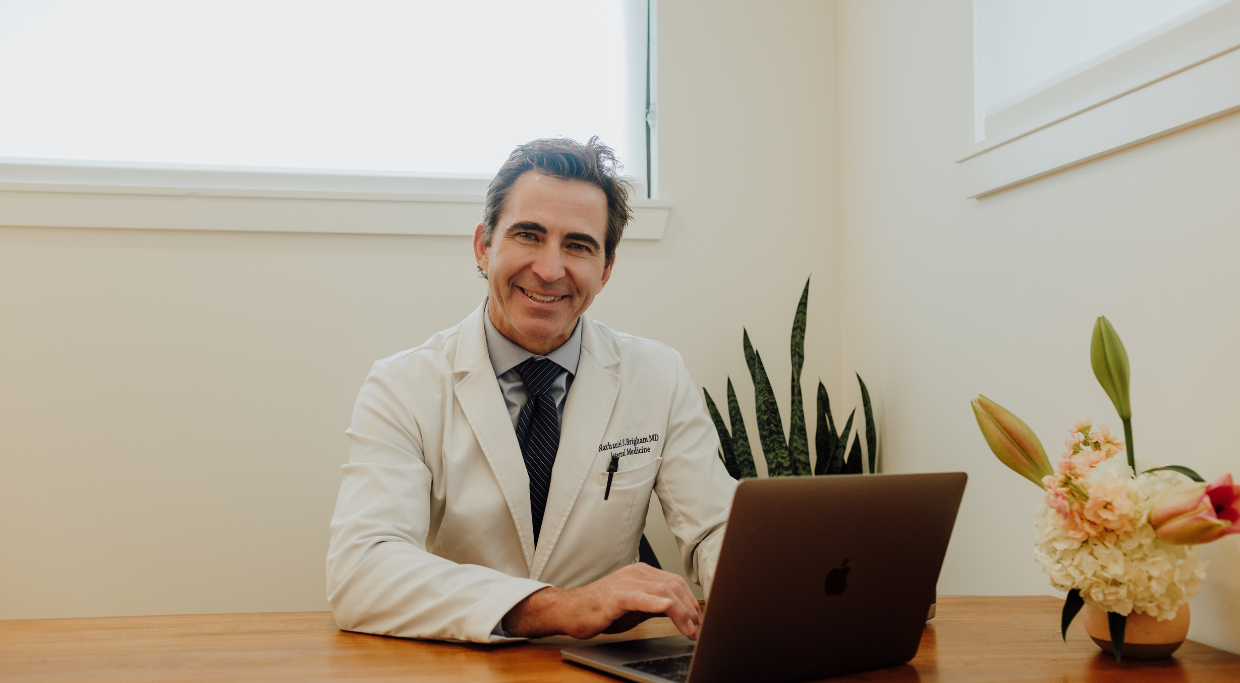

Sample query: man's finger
[631,576,699,622]
[665,584,702,639]
[665,576,700,619]
[630,566,700,617]
[664,600,700,640]
[627,581,699,640]
[616,590,674,616]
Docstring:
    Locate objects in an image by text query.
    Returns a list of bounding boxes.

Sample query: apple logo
[824,559,850,596]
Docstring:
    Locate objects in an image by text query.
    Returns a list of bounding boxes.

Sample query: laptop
[561,472,967,683]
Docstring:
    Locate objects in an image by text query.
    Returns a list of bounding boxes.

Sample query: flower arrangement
[972,316,1238,661]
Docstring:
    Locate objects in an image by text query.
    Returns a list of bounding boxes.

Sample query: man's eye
[515,232,538,240]
[567,243,592,252]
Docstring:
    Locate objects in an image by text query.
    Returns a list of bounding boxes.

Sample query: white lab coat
[326,303,737,642]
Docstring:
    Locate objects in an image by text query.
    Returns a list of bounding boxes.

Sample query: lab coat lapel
[452,304,536,573]
[530,315,620,580]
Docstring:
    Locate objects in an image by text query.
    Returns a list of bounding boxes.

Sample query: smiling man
[326,138,737,643]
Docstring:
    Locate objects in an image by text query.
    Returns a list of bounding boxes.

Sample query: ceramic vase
[1081,603,1190,659]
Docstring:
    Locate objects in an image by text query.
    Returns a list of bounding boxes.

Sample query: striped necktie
[514,357,562,546]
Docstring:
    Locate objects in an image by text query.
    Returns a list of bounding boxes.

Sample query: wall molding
[0,158,669,239]
[959,0,1240,199]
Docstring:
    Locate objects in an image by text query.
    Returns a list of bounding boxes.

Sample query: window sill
[958,0,1240,199]
[0,160,670,239]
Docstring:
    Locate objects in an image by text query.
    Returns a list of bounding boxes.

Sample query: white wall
[0,1,840,619]
[838,0,1240,654]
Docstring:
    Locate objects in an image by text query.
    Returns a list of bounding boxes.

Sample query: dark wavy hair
[480,137,633,271]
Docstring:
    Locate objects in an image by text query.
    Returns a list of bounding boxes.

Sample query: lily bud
[1090,317,1131,420]
[972,396,1053,488]
[1151,474,1240,545]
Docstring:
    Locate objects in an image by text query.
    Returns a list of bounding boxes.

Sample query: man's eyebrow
[506,221,547,235]
[564,232,602,251]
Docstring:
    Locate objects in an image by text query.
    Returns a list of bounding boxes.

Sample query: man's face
[474,171,613,355]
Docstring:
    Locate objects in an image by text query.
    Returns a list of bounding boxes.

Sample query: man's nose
[530,243,567,282]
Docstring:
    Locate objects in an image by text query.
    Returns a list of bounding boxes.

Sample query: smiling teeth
[524,289,563,303]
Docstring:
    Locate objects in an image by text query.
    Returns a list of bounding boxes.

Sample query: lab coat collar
[453,303,537,571]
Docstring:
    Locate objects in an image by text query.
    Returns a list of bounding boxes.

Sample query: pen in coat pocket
[604,453,623,500]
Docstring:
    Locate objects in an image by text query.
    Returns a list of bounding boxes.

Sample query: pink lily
[1150,474,1240,545]
[972,396,1053,488]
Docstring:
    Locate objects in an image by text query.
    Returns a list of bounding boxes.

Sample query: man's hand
[501,563,701,640]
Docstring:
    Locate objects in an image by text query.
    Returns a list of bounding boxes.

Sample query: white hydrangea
[1033,470,1206,620]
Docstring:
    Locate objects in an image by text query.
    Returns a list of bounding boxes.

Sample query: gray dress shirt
[483,304,582,427]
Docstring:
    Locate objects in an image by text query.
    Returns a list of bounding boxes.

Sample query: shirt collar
[483,302,582,378]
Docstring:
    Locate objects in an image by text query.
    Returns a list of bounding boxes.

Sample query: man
[326,137,737,643]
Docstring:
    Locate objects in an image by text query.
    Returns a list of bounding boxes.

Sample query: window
[960,0,1240,198]
[0,1,669,236]
[974,0,1214,140]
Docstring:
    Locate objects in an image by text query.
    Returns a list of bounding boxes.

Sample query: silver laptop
[561,472,967,683]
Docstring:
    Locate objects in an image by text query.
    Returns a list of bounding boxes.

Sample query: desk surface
[2,596,1238,682]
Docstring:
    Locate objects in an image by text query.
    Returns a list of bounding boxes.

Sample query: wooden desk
[2,596,1238,682]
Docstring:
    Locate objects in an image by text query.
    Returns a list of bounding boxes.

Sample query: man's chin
[507,318,575,350]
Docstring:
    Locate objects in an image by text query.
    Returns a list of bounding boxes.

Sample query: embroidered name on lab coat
[598,433,659,456]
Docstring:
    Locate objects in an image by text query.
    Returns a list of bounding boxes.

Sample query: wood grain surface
[2,596,1237,682]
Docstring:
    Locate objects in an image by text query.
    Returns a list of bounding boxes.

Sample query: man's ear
[473,223,489,274]
[600,254,614,289]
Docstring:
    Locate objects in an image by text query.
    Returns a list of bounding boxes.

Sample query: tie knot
[515,357,562,397]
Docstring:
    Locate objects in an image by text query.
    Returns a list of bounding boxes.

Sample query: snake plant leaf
[1108,611,1127,662]
[744,329,791,477]
[1144,465,1206,483]
[843,434,864,474]
[703,388,740,479]
[1091,316,1131,420]
[791,277,809,380]
[858,374,877,474]
[822,380,837,435]
[1061,589,1084,642]
[726,377,758,479]
[742,327,758,388]
[788,278,811,476]
[814,381,837,475]
[830,409,856,474]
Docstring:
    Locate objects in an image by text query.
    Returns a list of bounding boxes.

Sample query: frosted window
[0,0,646,178]
[976,0,1214,113]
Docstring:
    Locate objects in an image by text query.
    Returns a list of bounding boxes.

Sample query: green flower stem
[1123,417,1134,477]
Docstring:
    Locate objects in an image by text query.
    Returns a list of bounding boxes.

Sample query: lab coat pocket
[595,456,661,566]
[596,455,662,491]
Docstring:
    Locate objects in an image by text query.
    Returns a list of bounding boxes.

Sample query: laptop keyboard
[624,653,694,682]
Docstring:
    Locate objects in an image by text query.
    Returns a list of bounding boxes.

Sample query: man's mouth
[520,287,566,303]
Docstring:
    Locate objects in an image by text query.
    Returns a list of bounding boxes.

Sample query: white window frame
[0,1,668,239]
[958,0,1240,199]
